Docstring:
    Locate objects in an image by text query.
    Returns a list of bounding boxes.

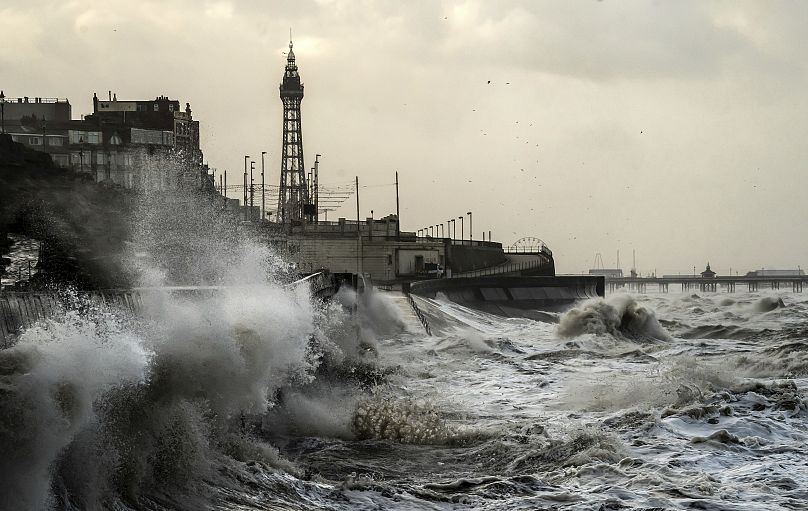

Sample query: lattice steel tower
[277,39,309,224]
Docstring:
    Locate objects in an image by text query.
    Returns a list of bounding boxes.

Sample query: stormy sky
[3,0,807,274]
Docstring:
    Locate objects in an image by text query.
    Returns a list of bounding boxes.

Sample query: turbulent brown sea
[1,261,806,510]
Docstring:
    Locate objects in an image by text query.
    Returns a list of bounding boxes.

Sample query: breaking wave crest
[557,294,672,342]
[0,241,372,510]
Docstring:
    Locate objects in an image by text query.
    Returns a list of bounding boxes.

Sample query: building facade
[3,93,206,191]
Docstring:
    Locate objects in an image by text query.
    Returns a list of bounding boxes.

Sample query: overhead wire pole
[250,160,256,220]
[314,154,320,224]
[395,171,400,240]
[355,176,360,275]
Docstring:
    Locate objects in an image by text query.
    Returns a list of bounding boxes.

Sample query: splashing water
[1,187,806,510]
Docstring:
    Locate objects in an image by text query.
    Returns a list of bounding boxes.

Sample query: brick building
[1,92,207,191]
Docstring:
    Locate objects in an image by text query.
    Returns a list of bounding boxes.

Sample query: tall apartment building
[2,93,206,191]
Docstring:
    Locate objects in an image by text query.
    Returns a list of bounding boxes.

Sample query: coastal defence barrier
[410,275,604,321]
[0,291,143,348]
[0,271,349,347]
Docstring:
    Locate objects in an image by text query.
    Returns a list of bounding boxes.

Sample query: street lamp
[458,216,464,243]
[261,151,267,223]
[0,90,5,134]
[467,211,472,241]
[243,155,250,221]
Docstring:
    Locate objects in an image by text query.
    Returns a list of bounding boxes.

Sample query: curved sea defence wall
[410,275,604,319]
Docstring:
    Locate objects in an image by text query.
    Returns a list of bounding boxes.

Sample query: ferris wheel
[506,237,552,256]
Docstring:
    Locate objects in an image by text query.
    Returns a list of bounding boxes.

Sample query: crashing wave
[557,294,672,342]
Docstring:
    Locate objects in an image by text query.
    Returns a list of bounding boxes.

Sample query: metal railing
[406,293,432,336]
[503,243,553,257]
[453,257,547,278]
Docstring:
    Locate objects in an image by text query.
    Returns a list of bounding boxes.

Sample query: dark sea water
[1,260,806,510]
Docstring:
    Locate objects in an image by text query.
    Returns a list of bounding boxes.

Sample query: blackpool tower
[277,38,309,224]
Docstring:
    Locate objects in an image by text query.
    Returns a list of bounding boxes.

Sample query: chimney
[93,92,98,112]
[108,91,112,101]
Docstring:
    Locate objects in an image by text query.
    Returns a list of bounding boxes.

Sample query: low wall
[0,273,349,347]
[0,291,143,348]
[410,275,605,319]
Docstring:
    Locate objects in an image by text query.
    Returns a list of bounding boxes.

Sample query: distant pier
[606,276,806,293]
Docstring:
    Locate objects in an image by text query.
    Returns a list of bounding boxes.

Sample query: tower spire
[277,35,307,225]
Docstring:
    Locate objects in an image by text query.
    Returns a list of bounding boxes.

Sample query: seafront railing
[405,292,432,336]
[452,257,547,278]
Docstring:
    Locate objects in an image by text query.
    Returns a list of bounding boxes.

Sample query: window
[29,137,41,145]
[49,137,64,146]
[137,104,147,112]
[153,103,159,111]
[168,104,175,112]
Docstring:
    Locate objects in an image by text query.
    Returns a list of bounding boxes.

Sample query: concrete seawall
[410,275,604,320]
[0,291,143,348]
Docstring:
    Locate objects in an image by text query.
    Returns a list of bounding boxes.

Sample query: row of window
[69,152,134,166]
[134,103,176,112]
[68,130,102,144]
[131,128,173,146]
[13,129,178,147]
[11,135,65,146]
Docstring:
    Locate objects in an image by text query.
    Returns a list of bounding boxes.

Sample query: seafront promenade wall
[0,291,142,348]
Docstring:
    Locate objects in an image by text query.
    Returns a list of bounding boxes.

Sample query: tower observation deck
[277,39,310,225]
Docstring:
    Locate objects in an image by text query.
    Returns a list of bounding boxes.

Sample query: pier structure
[605,275,807,294]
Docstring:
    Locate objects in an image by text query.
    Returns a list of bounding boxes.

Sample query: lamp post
[79,137,84,173]
[450,219,455,239]
[243,155,249,221]
[0,90,5,134]
[467,212,472,241]
[261,151,267,223]
[458,216,464,243]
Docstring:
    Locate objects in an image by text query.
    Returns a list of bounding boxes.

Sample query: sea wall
[0,291,143,348]
[410,275,604,319]
[446,243,507,274]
